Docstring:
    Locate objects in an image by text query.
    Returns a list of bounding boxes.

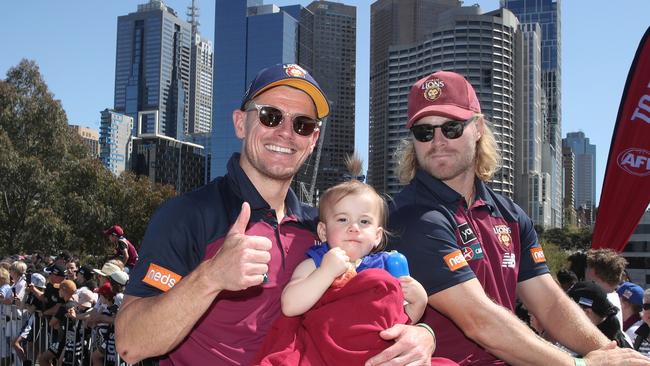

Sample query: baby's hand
[400,276,427,306]
[321,247,350,279]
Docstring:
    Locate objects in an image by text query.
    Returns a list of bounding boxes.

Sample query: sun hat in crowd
[58,279,77,294]
[74,287,97,308]
[93,262,121,277]
[30,273,47,289]
[110,270,129,286]
[406,70,481,129]
[568,281,618,318]
[616,282,644,306]
[240,63,330,119]
[104,224,124,237]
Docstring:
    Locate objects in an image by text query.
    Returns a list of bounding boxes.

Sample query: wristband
[416,322,436,342]
[574,358,586,366]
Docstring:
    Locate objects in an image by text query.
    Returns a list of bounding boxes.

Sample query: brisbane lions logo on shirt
[493,225,512,249]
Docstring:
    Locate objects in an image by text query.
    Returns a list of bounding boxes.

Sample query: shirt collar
[413,168,496,211]
[225,153,315,222]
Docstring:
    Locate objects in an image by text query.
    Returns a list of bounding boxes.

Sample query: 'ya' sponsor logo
[530,247,546,263]
[143,263,182,292]
[444,250,468,271]
[457,222,477,245]
[617,148,650,177]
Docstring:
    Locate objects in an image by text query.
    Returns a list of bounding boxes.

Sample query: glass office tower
[114,0,192,139]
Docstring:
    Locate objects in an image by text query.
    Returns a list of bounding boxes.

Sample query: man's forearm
[464,302,576,365]
[518,274,609,356]
[533,290,608,354]
[115,262,222,363]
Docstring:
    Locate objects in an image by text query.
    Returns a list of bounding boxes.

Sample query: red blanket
[254,268,458,366]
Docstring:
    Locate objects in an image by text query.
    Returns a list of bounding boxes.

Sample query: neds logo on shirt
[143,263,182,292]
[444,250,468,271]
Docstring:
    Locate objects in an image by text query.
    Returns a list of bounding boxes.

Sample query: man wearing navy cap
[617,282,645,338]
[116,64,434,365]
[389,70,650,365]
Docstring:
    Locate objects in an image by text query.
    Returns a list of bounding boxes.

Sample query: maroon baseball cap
[103,225,124,237]
[406,71,481,129]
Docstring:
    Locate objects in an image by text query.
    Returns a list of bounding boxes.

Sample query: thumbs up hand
[211,202,273,291]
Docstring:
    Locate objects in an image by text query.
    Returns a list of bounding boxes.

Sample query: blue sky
[1,0,648,202]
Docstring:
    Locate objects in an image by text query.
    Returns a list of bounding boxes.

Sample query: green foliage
[540,240,569,276]
[540,225,592,251]
[0,59,176,261]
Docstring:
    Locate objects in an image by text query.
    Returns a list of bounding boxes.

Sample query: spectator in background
[617,282,645,339]
[13,273,47,366]
[75,265,97,292]
[557,269,578,292]
[568,251,587,281]
[632,288,650,356]
[38,279,77,366]
[586,249,628,332]
[65,260,78,282]
[103,225,138,272]
[10,261,27,303]
[568,281,631,348]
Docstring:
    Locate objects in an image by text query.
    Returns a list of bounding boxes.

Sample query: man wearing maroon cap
[388,71,650,365]
[104,224,138,271]
[116,64,434,365]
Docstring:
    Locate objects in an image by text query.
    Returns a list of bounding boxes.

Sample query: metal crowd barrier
[1,304,154,366]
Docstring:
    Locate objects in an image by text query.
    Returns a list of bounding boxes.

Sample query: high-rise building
[502,0,562,227]
[69,125,100,158]
[513,23,551,226]
[562,145,577,226]
[131,134,206,193]
[368,0,461,194]
[114,0,192,139]
[99,109,134,176]
[563,131,596,211]
[621,210,650,288]
[291,1,356,202]
[211,1,304,178]
[380,6,520,197]
[187,0,214,134]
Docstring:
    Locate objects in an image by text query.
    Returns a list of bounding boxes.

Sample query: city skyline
[1,0,648,203]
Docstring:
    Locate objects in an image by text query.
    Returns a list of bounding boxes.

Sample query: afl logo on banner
[617,148,650,176]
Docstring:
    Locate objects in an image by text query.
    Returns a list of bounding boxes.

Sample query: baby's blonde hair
[318,153,388,251]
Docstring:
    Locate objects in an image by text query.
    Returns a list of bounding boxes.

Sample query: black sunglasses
[246,103,321,137]
[643,303,650,311]
[410,118,474,142]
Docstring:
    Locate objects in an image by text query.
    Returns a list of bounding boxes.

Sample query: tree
[0,59,176,259]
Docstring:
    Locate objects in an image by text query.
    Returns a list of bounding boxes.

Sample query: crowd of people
[0,225,138,366]
[3,64,650,366]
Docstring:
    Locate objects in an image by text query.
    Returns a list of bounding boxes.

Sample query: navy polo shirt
[125,153,319,365]
[388,169,549,365]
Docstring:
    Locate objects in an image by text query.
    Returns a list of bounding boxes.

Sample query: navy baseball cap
[240,63,330,119]
[616,282,644,306]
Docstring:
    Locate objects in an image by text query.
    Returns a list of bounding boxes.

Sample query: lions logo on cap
[422,78,445,102]
[284,64,307,78]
